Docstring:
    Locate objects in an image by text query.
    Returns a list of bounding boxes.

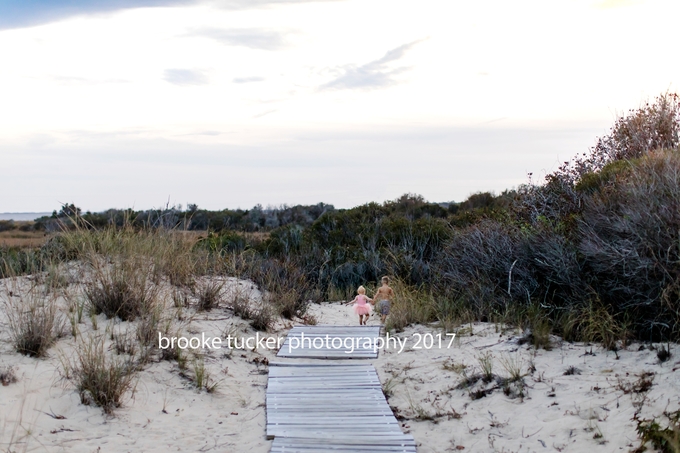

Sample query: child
[347,286,372,325]
[372,276,394,325]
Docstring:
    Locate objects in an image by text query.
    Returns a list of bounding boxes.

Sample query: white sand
[307,303,680,452]
[2,272,679,452]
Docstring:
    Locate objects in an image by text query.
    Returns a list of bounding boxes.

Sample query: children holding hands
[347,277,394,325]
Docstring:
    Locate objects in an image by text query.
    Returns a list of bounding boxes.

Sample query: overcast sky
[1,0,678,213]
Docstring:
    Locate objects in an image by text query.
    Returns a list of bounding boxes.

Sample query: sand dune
[2,272,679,452]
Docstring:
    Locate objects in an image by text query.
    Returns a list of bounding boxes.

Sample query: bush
[433,221,535,318]
[516,92,680,226]
[578,150,680,339]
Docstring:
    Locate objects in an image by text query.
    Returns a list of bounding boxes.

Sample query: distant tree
[58,203,81,218]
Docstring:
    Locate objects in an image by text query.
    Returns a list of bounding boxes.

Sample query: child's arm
[345,296,357,305]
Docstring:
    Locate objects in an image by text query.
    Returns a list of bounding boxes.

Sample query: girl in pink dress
[347,286,372,325]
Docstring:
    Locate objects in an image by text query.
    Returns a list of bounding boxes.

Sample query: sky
[1,0,678,213]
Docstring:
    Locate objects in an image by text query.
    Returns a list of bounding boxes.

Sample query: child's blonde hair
[357,286,366,294]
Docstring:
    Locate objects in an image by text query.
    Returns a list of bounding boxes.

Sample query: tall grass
[385,279,436,331]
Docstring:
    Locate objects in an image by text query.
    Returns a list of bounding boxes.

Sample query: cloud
[233,76,266,83]
[186,27,290,50]
[163,69,209,86]
[0,0,196,30]
[0,0,347,30]
[320,40,423,91]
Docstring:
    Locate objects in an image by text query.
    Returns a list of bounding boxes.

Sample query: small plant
[564,366,581,376]
[442,359,467,374]
[193,358,207,389]
[135,309,162,348]
[192,358,219,393]
[43,264,69,291]
[301,313,318,325]
[477,352,494,383]
[229,290,253,320]
[66,335,137,414]
[518,310,552,350]
[194,279,223,311]
[67,294,83,317]
[657,344,672,363]
[499,355,527,401]
[84,254,159,322]
[113,332,137,357]
[172,288,190,308]
[617,372,655,395]
[405,388,435,421]
[499,354,524,383]
[176,349,188,371]
[531,318,552,350]
[4,284,64,357]
[274,290,301,320]
[250,303,276,332]
[382,377,397,399]
[585,421,607,445]
[0,366,18,386]
[636,410,680,453]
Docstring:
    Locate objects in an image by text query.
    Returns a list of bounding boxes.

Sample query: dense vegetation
[3,92,680,344]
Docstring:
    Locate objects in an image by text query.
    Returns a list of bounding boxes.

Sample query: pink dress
[353,295,372,316]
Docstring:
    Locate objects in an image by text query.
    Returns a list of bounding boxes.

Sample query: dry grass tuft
[250,302,276,331]
[84,254,159,322]
[64,335,137,414]
[3,281,64,357]
[228,288,254,320]
[194,279,223,311]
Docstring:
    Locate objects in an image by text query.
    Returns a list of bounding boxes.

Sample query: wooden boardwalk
[276,325,382,359]
[266,326,416,452]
